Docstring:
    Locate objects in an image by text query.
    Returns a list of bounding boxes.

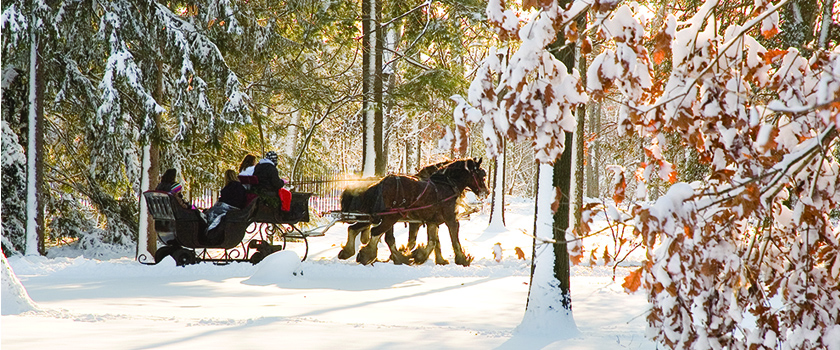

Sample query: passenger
[219,169,247,209]
[253,151,286,193]
[238,154,257,176]
[252,151,287,208]
[153,168,204,235]
[205,169,246,235]
[237,154,259,203]
[156,168,193,210]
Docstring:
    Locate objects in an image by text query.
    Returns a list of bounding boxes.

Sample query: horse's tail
[363,182,386,214]
[340,182,385,214]
[340,187,363,213]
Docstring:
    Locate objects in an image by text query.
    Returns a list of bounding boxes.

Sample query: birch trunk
[25,28,44,256]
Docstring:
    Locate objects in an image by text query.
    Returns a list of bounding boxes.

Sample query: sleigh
[142,190,323,266]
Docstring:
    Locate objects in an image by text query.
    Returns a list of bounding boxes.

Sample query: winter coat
[219,181,247,209]
[253,159,285,194]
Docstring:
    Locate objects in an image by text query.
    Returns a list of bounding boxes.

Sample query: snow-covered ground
[2,197,655,349]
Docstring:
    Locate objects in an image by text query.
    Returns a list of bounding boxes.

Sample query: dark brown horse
[337,160,449,264]
[345,158,488,266]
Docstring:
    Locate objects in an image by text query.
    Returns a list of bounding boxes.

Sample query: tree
[576,0,840,348]
[451,0,589,335]
[362,0,385,176]
[2,0,252,258]
[1,70,28,256]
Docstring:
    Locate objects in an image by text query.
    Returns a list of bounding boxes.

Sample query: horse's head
[465,158,489,199]
[432,158,489,198]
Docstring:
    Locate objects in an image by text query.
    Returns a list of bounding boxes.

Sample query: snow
[1,254,39,315]
[2,197,655,349]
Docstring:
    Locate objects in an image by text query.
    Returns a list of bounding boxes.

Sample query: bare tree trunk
[572,34,586,236]
[25,28,45,256]
[362,0,385,176]
[818,0,834,48]
[285,110,300,160]
[138,60,164,260]
[586,102,601,197]
[488,139,506,227]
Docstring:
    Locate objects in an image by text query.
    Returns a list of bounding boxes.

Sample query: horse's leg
[407,222,420,250]
[446,220,472,266]
[411,223,437,265]
[384,227,410,265]
[338,222,367,260]
[356,220,394,265]
[360,224,371,245]
[426,224,448,265]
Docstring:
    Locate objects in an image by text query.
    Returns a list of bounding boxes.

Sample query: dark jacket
[219,181,247,209]
[253,161,285,193]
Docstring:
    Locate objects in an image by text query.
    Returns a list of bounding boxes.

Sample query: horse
[337,161,450,264]
[346,158,489,266]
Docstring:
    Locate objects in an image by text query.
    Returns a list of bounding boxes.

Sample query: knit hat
[264,151,278,165]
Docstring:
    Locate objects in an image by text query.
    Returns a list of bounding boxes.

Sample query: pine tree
[1,69,28,255]
[2,0,252,254]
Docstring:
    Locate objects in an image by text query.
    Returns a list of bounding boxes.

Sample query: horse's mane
[414,160,452,180]
[429,159,474,184]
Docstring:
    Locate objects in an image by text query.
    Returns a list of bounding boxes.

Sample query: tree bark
[552,132,573,309]
[571,28,586,244]
[586,102,601,197]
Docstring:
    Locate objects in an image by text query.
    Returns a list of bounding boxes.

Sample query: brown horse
[337,161,450,264]
[347,158,488,266]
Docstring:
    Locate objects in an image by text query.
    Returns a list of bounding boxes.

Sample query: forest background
[6,0,834,259]
[3,0,840,348]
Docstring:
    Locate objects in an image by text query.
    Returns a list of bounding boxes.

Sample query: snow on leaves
[455,1,588,163]
[566,0,840,348]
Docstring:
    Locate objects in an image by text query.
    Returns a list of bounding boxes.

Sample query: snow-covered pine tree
[2,0,251,255]
[1,69,28,256]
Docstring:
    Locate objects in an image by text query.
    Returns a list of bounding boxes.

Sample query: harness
[376,178,459,217]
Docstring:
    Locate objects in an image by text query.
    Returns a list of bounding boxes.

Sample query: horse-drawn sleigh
[142,190,322,266]
[141,157,488,267]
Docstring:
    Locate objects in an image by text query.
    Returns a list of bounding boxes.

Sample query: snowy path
[3,199,655,349]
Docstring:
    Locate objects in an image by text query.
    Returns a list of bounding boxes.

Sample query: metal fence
[289,173,377,216]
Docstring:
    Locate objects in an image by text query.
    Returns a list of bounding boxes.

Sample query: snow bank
[242,250,303,285]
[2,253,39,315]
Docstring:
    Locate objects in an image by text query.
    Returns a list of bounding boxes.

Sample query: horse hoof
[391,254,409,265]
[356,252,376,265]
[435,258,449,265]
[455,254,473,267]
[337,248,354,260]
[411,250,429,265]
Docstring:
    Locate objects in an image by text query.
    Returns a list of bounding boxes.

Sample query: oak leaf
[623,267,643,293]
[761,26,778,39]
